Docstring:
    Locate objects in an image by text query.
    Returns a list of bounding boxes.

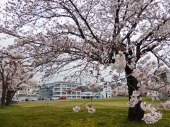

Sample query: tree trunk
[112,50,144,121]
[126,75,144,121]
[123,49,144,121]
[1,87,7,108]
[5,90,15,106]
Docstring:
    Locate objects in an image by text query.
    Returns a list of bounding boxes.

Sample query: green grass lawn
[0,97,170,127]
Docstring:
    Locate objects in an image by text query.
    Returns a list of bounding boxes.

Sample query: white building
[81,91,99,99]
[39,82,100,99]
[159,72,170,83]
[100,83,112,98]
[53,82,82,99]
[39,82,82,99]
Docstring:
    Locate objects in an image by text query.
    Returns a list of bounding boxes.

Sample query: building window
[55,84,60,87]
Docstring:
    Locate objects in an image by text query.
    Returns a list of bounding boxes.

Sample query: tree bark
[1,86,7,108]
[5,90,15,106]
[126,75,144,121]
[122,48,144,121]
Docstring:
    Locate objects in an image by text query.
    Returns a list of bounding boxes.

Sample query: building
[39,82,82,99]
[81,86,100,99]
[0,84,40,101]
[39,82,102,99]
[159,72,170,83]
[39,83,53,99]
[158,72,170,100]
[100,82,112,98]
[14,84,40,101]
[14,92,38,101]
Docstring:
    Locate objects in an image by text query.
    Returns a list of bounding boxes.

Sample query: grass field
[0,97,170,127]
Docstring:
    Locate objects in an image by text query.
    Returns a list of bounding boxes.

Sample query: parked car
[58,96,67,100]
[25,98,37,101]
[50,97,58,100]
[44,98,50,100]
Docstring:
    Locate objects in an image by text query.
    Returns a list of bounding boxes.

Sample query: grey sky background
[0,0,14,48]
[0,0,124,85]
[0,0,126,85]
[0,0,154,85]
[0,34,14,48]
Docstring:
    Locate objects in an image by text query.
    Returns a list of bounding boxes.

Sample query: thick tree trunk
[126,75,144,121]
[112,49,144,121]
[1,87,7,108]
[5,90,15,106]
[123,49,144,121]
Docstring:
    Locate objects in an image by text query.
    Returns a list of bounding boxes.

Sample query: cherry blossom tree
[0,47,37,107]
[0,0,170,122]
[6,77,38,106]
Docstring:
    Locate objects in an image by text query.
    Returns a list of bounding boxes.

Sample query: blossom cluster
[146,90,160,101]
[127,87,170,124]
[132,58,158,82]
[87,83,99,89]
[141,102,162,124]
[73,106,81,112]
[157,101,170,109]
[73,104,96,114]
[86,104,96,114]
[112,85,128,97]
[126,90,164,124]
[113,51,126,73]
[165,101,170,108]
[127,90,141,107]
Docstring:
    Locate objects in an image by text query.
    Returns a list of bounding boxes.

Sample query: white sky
[0,34,14,48]
[0,0,65,84]
[0,0,14,48]
[0,0,158,85]
[0,0,135,84]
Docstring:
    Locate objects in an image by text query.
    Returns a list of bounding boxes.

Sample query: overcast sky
[0,0,123,85]
[0,0,14,48]
[0,34,14,48]
[0,0,68,84]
